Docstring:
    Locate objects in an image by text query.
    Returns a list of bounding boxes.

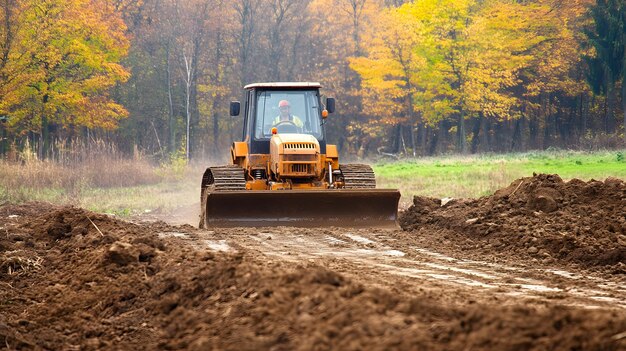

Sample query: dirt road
[191,227,626,310]
[1,174,625,350]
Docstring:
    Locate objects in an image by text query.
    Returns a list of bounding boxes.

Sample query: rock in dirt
[466,218,479,225]
[441,197,455,206]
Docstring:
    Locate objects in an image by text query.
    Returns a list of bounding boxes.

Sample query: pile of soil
[400,174,626,271]
[1,202,625,350]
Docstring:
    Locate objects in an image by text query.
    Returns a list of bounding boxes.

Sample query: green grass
[374,149,626,208]
[0,186,68,204]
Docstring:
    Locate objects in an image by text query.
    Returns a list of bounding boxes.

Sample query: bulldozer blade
[201,189,401,228]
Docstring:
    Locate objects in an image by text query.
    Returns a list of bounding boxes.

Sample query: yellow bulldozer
[199,82,400,228]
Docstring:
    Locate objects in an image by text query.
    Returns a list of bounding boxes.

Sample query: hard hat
[278,100,290,107]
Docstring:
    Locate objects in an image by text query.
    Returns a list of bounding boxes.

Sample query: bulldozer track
[199,166,246,228]
[340,164,376,189]
[202,165,247,193]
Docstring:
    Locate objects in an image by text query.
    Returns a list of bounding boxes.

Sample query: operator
[273,100,304,129]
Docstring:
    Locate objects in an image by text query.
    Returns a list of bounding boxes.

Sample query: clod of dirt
[45,219,72,240]
[529,193,559,212]
[104,242,139,266]
[525,181,563,212]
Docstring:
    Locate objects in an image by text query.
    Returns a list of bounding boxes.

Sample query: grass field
[1,149,624,215]
[375,149,626,207]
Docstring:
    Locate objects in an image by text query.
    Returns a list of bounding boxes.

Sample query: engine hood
[270,134,320,154]
[271,133,319,144]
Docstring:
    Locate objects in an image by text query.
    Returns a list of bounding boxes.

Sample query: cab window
[254,90,324,140]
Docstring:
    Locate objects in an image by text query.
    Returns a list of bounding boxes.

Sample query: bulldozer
[199,82,400,228]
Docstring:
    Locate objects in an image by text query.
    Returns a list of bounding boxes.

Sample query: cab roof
[244,82,321,90]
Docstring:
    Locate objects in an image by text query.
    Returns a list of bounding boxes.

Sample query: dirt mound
[1,202,625,350]
[400,174,626,270]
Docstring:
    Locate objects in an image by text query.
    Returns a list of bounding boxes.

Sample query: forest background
[0,0,625,162]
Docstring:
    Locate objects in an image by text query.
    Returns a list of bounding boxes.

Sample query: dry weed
[0,252,43,276]
[0,139,161,193]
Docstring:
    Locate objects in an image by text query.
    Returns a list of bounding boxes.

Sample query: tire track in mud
[160,228,626,311]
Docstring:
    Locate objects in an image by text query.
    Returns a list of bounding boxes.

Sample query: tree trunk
[391,124,401,154]
[428,125,438,156]
[436,119,448,154]
[483,114,492,152]
[403,77,416,157]
[605,70,614,134]
[623,60,626,146]
[184,62,191,160]
[409,124,417,158]
[39,94,50,160]
[212,29,224,154]
[543,94,551,148]
[0,124,6,156]
[189,37,201,159]
[166,44,176,154]
[511,117,522,151]
[286,25,304,80]
[419,123,427,153]
[470,114,481,153]
[236,0,257,86]
[539,93,552,149]
[565,100,575,146]
[398,126,408,156]
[458,109,467,154]
[582,94,588,139]
[268,1,291,81]
[576,93,583,141]
[350,0,365,56]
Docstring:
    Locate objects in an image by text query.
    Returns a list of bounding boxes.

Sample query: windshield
[254,90,324,140]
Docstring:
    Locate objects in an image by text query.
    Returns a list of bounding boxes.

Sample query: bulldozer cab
[231,82,332,155]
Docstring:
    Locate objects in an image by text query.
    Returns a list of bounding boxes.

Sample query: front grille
[282,163,314,175]
[291,164,310,173]
[284,143,316,150]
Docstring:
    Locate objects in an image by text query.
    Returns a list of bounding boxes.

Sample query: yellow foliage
[0,0,130,132]
[350,0,585,128]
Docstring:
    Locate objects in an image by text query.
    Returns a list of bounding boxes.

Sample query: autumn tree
[350,0,586,155]
[349,6,426,156]
[307,0,384,158]
[0,0,27,129]
[0,0,130,158]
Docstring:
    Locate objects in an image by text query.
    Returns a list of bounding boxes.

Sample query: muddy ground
[0,174,625,350]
